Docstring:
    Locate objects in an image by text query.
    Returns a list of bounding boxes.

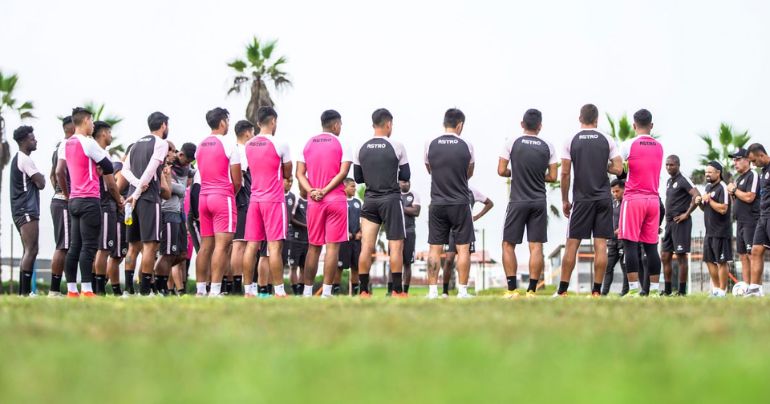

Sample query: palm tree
[0,70,35,276]
[606,113,636,142]
[227,37,291,124]
[691,123,750,185]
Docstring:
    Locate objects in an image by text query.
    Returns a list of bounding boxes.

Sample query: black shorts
[361,196,405,240]
[234,203,248,241]
[568,199,614,240]
[446,232,476,253]
[127,199,161,243]
[160,212,187,256]
[703,236,733,263]
[99,208,127,258]
[51,198,71,250]
[13,214,38,231]
[503,201,548,244]
[338,240,361,270]
[661,218,692,254]
[737,221,757,255]
[187,216,202,253]
[282,241,290,266]
[429,204,474,245]
[753,217,770,248]
[288,241,308,268]
[403,231,416,264]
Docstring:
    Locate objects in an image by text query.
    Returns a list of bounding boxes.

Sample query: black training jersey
[500,134,557,202]
[760,165,770,219]
[734,170,760,223]
[285,191,296,234]
[126,135,168,203]
[353,136,409,199]
[10,151,41,218]
[424,133,475,205]
[401,191,421,231]
[347,197,362,235]
[561,129,620,202]
[704,181,731,238]
[236,143,251,207]
[99,161,123,209]
[665,172,695,221]
[291,197,308,243]
[52,140,71,197]
[612,199,621,238]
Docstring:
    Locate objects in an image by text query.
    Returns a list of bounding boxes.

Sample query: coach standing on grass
[10,126,45,296]
[747,143,770,297]
[728,148,760,283]
[699,161,732,297]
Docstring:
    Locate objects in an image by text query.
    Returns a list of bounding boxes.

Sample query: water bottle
[124,202,134,226]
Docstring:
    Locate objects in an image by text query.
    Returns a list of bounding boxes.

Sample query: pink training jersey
[299,133,352,202]
[246,134,292,203]
[196,134,240,196]
[622,135,664,199]
[64,134,110,199]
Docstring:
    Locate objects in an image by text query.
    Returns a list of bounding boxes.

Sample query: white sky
[1,0,769,263]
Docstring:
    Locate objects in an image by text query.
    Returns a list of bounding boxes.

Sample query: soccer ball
[732,282,748,297]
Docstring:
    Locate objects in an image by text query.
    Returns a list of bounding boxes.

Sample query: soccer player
[296,110,352,298]
[10,126,44,296]
[194,107,242,297]
[58,107,116,297]
[49,116,75,296]
[154,142,191,295]
[699,161,731,297]
[400,179,421,295]
[283,176,296,288]
[231,120,256,295]
[747,143,770,297]
[243,107,292,298]
[92,121,125,296]
[661,155,700,296]
[288,189,309,295]
[441,186,493,297]
[557,104,623,296]
[497,108,557,298]
[727,148,759,283]
[122,112,170,296]
[336,178,362,295]
[354,108,410,298]
[617,109,664,297]
[169,143,197,295]
[600,179,628,296]
[425,108,476,299]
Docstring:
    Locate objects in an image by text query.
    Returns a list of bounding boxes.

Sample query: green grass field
[1,292,768,404]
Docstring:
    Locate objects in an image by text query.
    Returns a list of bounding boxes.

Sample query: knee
[751,246,765,259]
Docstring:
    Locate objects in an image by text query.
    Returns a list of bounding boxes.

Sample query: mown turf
[1,294,768,404]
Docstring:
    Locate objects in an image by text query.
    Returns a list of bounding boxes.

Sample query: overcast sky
[1,0,768,264]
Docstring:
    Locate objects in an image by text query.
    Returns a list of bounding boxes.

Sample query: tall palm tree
[606,113,636,142]
[691,123,750,184]
[227,37,291,124]
[0,70,35,273]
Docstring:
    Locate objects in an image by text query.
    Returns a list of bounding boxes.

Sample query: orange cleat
[359,291,372,299]
[81,291,97,298]
[391,292,408,299]
[66,291,80,298]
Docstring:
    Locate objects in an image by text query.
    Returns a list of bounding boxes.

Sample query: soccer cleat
[503,290,521,299]
[81,291,97,298]
[195,292,207,298]
[456,293,475,299]
[359,291,372,299]
[48,291,62,298]
[440,293,449,299]
[66,291,80,298]
[208,293,224,299]
[258,293,271,299]
[623,289,640,298]
[587,291,601,299]
[244,292,256,298]
[526,291,537,298]
[426,292,439,300]
[551,292,567,298]
[391,292,408,299]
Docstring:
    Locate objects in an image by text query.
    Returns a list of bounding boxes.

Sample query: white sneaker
[48,291,62,298]
[208,293,224,298]
[457,293,475,299]
[120,291,131,299]
[440,293,449,299]
[426,292,439,300]
[745,288,763,298]
[28,292,38,298]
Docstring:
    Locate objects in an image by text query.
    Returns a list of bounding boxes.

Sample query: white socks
[629,281,641,291]
[196,282,207,295]
[457,284,468,296]
[650,283,660,293]
[428,285,438,297]
[244,284,254,295]
[322,284,332,297]
[67,283,78,293]
[303,285,313,297]
[209,283,222,296]
[274,284,286,296]
[81,283,93,293]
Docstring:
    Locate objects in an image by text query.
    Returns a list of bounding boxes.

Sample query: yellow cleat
[526,291,537,298]
[503,290,521,299]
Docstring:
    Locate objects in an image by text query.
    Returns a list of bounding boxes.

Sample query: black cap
[180,142,197,161]
[729,148,748,159]
[708,160,723,173]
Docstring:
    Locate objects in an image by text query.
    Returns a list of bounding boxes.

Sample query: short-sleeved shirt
[734,170,760,223]
[246,134,292,203]
[470,186,488,208]
[665,172,695,221]
[347,197,363,234]
[10,151,41,218]
[52,140,70,198]
[758,165,770,219]
[353,136,409,199]
[126,135,168,203]
[290,197,308,243]
[235,143,251,208]
[424,133,475,205]
[285,191,296,231]
[196,134,240,196]
[704,181,731,238]
[401,191,421,231]
[99,161,123,210]
[561,129,620,202]
[64,134,111,199]
[298,133,352,202]
[620,135,664,200]
[500,134,557,203]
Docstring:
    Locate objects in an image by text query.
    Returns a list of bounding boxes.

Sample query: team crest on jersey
[172,245,178,252]
[740,179,746,186]
[288,200,294,206]
[354,202,360,209]
[407,196,413,202]
[673,182,678,188]
[108,240,114,247]
[710,192,716,198]
[121,247,128,255]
